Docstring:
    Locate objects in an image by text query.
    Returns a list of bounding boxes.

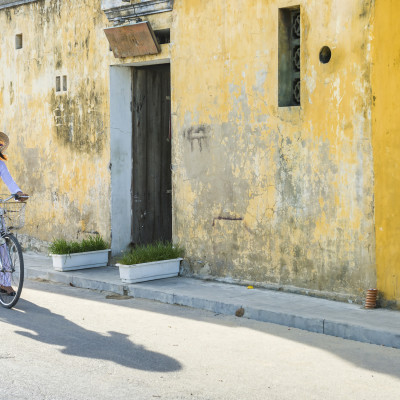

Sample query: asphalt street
[1,280,400,400]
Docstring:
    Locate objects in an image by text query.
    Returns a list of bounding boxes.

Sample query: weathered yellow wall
[0,0,112,248]
[372,0,400,308]
[0,0,380,302]
[172,0,375,301]
[0,0,172,252]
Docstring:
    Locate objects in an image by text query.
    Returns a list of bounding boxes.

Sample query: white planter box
[117,258,182,283]
[51,249,110,271]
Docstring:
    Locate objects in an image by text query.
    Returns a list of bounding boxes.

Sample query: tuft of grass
[49,235,109,255]
[118,241,184,265]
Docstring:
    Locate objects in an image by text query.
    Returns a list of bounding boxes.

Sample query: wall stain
[55,47,63,69]
[359,0,372,19]
[183,124,211,151]
[9,82,14,105]
[50,84,106,154]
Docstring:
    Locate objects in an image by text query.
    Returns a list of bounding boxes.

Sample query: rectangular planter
[117,258,182,283]
[51,249,110,272]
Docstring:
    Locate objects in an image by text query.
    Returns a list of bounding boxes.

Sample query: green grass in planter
[119,242,184,265]
[80,236,109,252]
[49,236,109,255]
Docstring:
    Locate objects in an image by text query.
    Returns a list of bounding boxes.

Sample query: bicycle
[0,193,28,309]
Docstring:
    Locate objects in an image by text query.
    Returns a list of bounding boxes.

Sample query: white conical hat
[0,132,9,152]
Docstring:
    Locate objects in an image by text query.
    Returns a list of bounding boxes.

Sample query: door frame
[109,60,170,255]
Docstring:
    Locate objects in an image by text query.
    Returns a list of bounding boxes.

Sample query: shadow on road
[0,298,182,373]
[3,280,400,380]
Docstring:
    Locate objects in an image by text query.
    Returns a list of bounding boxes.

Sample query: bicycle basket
[1,201,26,230]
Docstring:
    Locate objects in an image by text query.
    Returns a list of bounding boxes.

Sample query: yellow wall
[372,0,400,308]
[0,0,171,251]
[0,0,382,303]
[0,0,112,248]
[172,0,376,301]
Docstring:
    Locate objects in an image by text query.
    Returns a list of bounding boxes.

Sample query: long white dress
[0,160,21,287]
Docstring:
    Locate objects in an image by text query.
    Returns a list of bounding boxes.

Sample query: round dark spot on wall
[319,46,332,64]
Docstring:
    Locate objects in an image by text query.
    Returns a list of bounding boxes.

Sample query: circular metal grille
[293,46,300,71]
[293,79,301,105]
[292,13,300,38]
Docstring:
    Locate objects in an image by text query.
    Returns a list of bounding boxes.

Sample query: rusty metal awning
[104,21,161,58]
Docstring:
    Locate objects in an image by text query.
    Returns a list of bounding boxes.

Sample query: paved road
[1,280,400,400]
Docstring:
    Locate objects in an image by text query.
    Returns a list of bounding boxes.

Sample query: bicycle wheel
[0,234,24,309]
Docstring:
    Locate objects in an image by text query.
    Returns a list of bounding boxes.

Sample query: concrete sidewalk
[23,252,400,349]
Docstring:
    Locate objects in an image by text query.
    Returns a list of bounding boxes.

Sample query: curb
[25,265,400,349]
[26,266,128,296]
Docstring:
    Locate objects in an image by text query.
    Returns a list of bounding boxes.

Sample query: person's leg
[0,242,13,294]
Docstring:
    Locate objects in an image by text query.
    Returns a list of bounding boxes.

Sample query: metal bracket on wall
[101,0,173,24]
[0,0,38,10]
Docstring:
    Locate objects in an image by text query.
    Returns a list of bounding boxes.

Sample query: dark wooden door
[132,64,172,245]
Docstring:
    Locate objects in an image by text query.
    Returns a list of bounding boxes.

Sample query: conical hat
[0,132,9,152]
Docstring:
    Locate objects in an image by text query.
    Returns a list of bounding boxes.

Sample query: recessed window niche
[278,6,301,107]
[15,34,23,49]
[56,76,61,92]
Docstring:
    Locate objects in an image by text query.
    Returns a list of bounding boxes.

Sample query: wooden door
[132,64,172,245]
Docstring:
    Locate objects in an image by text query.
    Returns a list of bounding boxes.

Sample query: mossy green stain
[50,84,106,154]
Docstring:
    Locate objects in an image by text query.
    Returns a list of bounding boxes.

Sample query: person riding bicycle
[0,132,28,296]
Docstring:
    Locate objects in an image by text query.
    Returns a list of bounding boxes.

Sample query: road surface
[1,280,399,400]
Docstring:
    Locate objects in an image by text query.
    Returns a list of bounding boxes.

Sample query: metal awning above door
[104,21,161,58]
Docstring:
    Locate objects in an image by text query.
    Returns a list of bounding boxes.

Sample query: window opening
[278,7,301,107]
[15,34,22,50]
[154,29,170,45]
[56,76,61,92]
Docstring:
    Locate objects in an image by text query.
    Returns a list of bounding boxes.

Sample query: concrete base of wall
[179,260,365,306]
[18,234,50,254]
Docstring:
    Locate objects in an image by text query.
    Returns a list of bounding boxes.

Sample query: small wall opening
[56,76,61,92]
[278,6,301,107]
[154,29,170,45]
[63,75,67,91]
[15,34,22,49]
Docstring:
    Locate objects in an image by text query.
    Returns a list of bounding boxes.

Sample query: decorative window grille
[278,7,301,107]
[291,10,301,106]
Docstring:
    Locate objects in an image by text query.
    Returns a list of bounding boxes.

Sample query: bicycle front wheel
[0,234,24,309]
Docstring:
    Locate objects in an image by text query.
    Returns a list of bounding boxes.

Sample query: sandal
[0,286,16,296]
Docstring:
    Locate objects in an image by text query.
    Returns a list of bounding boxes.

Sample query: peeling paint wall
[0,0,112,247]
[372,0,400,309]
[171,0,376,301]
[0,0,381,302]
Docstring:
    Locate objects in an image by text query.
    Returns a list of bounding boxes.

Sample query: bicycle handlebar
[0,194,29,203]
[15,194,29,201]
